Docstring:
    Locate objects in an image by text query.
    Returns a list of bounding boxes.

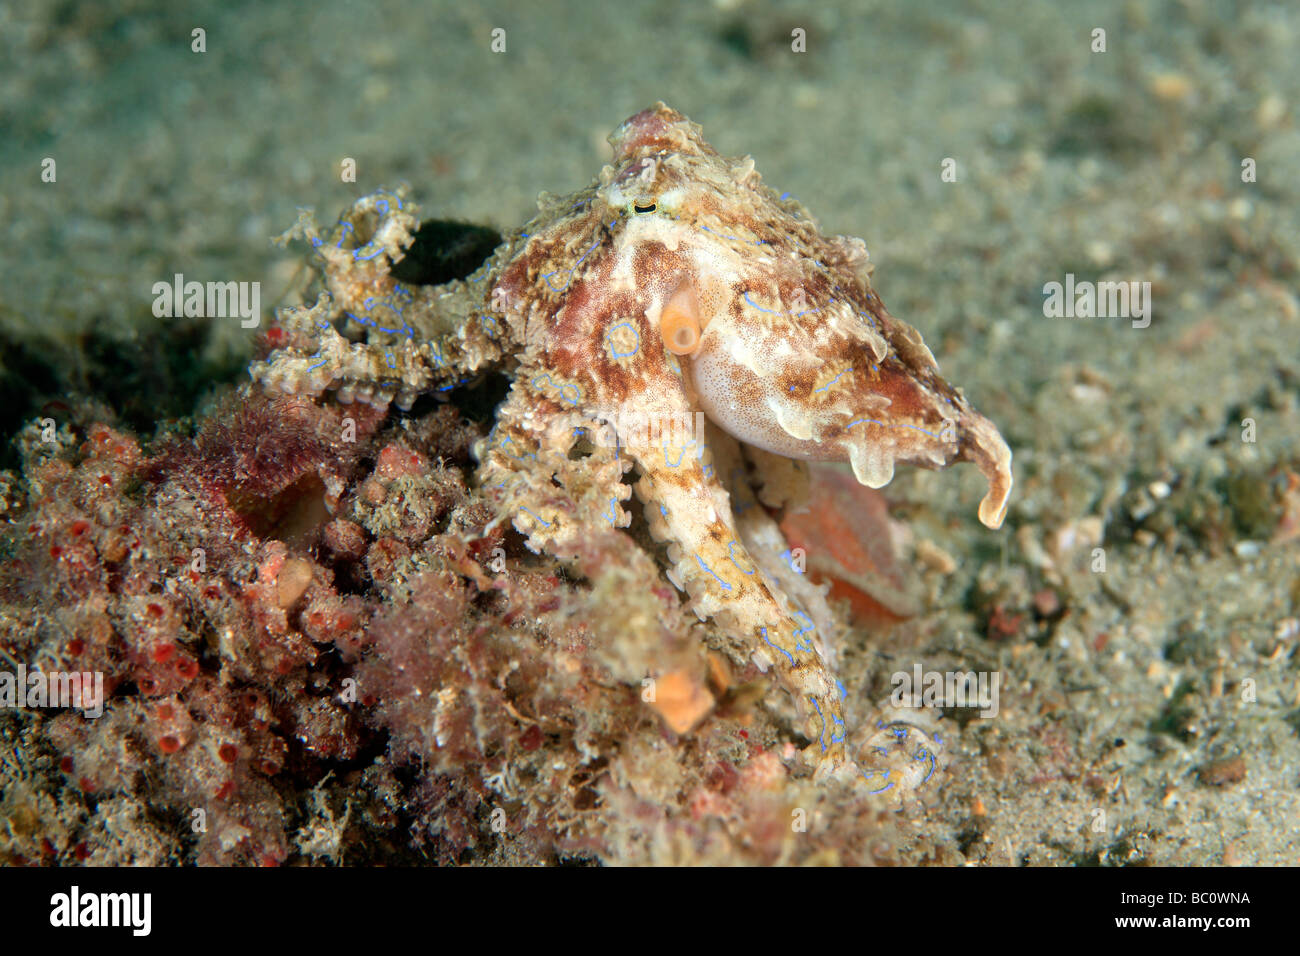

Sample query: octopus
[251,103,1013,785]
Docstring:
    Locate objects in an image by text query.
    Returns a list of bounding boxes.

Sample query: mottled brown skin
[253,104,1013,780]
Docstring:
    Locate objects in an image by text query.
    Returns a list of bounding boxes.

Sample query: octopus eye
[633,198,657,214]
[660,282,701,355]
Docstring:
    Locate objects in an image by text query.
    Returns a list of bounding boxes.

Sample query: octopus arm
[627,404,851,767]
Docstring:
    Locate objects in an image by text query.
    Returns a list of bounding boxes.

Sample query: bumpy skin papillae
[249,190,518,408]
[251,104,1013,778]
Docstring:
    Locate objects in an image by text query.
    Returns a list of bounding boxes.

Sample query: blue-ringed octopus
[250,103,1013,784]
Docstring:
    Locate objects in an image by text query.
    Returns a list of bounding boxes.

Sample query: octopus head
[601,104,1013,528]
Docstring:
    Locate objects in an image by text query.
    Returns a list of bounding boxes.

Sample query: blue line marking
[742,291,780,314]
[917,747,936,785]
[809,696,827,752]
[813,369,848,393]
[861,768,893,794]
[759,626,794,667]
[726,541,755,574]
[518,508,552,528]
[695,554,732,591]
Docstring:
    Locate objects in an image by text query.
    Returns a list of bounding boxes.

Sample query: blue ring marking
[658,504,668,517]
[310,236,323,248]
[605,321,641,359]
[846,417,942,439]
[809,696,827,751]
[759,626,795,667]
[531,374,582,406]
[518,508,552,528]
[606,499,619,525]
[779,191,792,200]
[726,541,755,575]
[694,553,732,591]
[662,440,688,468]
